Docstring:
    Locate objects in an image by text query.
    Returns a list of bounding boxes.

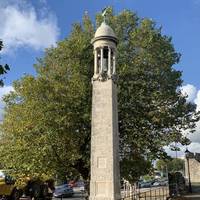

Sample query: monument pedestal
[90,80,121,200]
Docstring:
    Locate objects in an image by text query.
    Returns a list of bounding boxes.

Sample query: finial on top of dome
[102,7,110,23]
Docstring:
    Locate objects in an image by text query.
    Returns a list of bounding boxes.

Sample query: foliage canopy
[156,158,185,173]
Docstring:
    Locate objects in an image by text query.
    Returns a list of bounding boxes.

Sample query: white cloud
[194,90,200,111]
[0,85,14,121]
[0,1,59,53]
[165,142,200,158]
[181,84,197,102]
[180,85,200,143]
[0,85,14,98]
[188,89,200,144]
[187,89,200,147]
[188,122,200,143]
[188,142,200,153]
[166,84,200,157]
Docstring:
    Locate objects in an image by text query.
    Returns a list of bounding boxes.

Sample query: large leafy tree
[156,158,185,173]
[0,9,199,183]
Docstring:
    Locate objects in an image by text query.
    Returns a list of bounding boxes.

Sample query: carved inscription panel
[97,157,107,169]
[96,182,106,196]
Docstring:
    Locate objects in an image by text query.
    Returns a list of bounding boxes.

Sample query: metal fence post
[159,187,161,199]
[138,186,140,200]
[150,187,152,200]
[134,184,137,200]
[162,187,164,200]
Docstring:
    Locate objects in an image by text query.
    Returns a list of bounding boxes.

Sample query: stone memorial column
[90,21,121,200]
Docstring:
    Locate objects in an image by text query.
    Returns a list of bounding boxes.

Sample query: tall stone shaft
[89,22,121,200]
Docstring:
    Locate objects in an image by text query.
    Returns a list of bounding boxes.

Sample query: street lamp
[185,148,192,193]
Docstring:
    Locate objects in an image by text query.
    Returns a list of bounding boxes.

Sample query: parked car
[160,180,168,186]
[0,170,55,200]
[76,180,84,187]
[0,170,23,200]
[76,180,85,192]
[53,184,74,198]
[152,179,168,187]
[152,181,160,187]
[68,180,77,188]
[139,181,153,188]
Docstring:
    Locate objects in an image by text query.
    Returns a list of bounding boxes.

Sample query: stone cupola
[91,22,118,81]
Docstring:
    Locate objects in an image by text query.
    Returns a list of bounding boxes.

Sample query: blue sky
[0,0,200,156]
[1,0,200,87]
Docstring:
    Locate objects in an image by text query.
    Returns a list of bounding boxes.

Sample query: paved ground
[182,185,200,200]
[53,190,85,200]
[183,194,200,200]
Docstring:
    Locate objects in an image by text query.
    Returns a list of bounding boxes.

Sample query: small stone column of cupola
[89,21,121,200]
[92,22,117,82]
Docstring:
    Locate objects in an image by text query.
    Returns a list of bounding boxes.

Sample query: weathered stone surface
[90,20,121,200]
[185,154,200,183]
[89,80,121,200]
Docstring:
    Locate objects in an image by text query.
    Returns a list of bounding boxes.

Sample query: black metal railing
[121,186,169,200]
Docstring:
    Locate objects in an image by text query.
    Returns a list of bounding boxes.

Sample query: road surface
[53,189,85,200]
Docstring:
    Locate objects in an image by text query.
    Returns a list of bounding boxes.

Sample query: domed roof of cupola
[95,22,116,38]
[92,22,118,44]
